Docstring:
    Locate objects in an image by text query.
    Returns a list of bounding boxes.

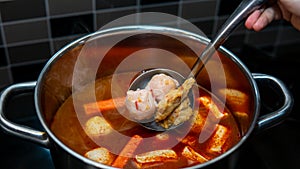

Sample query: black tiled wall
[140,0,179,5]
[50,14,94,37]
[140,3,178,16]
[181,0,217,19]
[0,47,7,67]
[11,62,45,83]
[8,42,51,64]
[48,0,93,16]
[96,0,137,9]
[0,28,2,45]
[4,20,49,43]
[0,0,299,89]
[96,9,137,28]
[218,0,240,16]
[0,0,46,22]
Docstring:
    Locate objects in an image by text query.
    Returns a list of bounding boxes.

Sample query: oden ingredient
[155,78,196,129]
[50,73,242,169]
[125,73,196,129]
[84,147,115,165]
[125,73,180,123]
[125,89,157,121]
[145,73,179,102]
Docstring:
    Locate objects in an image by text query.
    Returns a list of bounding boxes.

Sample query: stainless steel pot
[0,25,293,169]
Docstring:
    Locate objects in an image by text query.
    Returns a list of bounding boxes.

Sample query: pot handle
[253,73,293,132]
[0,81,50,148]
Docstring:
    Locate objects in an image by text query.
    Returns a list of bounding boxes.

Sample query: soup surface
[50,72,241,168]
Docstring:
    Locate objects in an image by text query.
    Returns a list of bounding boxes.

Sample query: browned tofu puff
[182,146,209,163]
[84,147,115,165]
[218,88,250,135]
[135,149,177,164]
[190,107,206,133]
[207,124,230,154]
[159,98,195,129]
[85,116,112,137]
[155,78,196,122]
[218,88,249,112]
[198,96,228,120]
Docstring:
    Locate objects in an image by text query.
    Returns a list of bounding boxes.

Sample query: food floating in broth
[218,88,250,135]
[182,146,208,164]
[112,135,143,168]
[135,149,178,167]
[155,78,196,129]
[125,73,196,129]
[84,147,115,165]
[50,72,244,168]
[85,116,112,137]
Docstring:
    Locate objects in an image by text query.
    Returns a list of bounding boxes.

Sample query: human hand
[245,0,300,31]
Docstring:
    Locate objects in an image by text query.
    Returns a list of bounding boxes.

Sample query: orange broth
[50,72,241,168]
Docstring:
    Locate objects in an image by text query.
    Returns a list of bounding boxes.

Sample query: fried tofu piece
[135,149,177,164]
[198,96,227,120]
[155,78,196,122]
[85,116,112,137]
[190,108,206,133]
[218,88,249,111]
[207,124,229,154]
[159,98,195,129]
[182,146,208,163]
[233,111,250,134]
[218,88,250,134]
[84,147,115,165]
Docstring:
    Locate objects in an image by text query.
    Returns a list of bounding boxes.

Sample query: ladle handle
[191,0,270,77]
[0,82,50,148]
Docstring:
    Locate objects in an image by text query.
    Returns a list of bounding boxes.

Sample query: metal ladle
[129,0,270,131]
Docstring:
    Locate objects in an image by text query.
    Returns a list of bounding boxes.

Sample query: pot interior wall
[39,28,255,138]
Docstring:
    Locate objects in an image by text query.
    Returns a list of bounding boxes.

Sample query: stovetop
[0,45,300,169]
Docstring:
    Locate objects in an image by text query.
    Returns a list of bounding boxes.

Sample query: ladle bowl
[129,68,192,131]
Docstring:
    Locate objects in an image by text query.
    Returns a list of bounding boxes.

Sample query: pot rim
[34,25,260,169]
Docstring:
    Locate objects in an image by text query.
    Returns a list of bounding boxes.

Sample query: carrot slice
[85,96,211,116]
[84,97,126,115]
[112,135,143,168]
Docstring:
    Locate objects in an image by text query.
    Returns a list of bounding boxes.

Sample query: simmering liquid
[50,72,241,168]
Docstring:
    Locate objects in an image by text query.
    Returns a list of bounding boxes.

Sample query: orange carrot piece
[84,96,213,116]
[112,135,143,168]
[84,96,207,116]
[84,97,126,115]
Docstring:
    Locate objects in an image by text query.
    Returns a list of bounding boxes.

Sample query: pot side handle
[253,73,293,132]
[0,82,50,148]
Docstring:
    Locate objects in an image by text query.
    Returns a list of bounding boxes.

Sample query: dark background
[0,0,299,88]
